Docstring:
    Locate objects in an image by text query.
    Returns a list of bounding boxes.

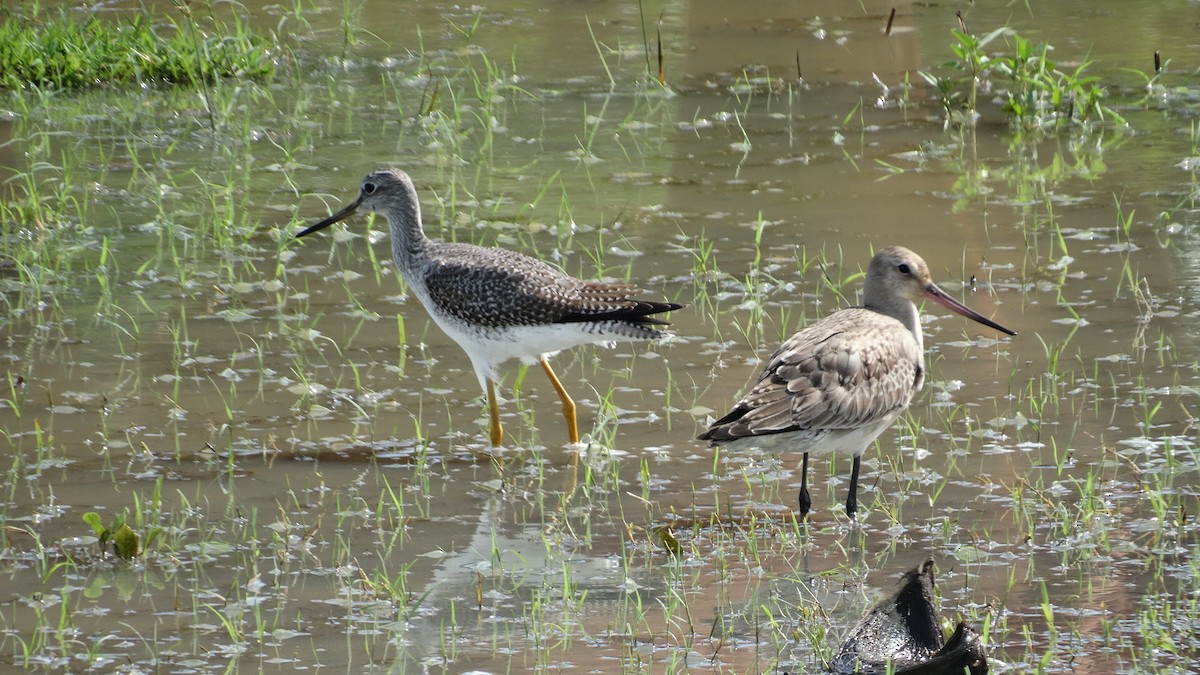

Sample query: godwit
[296,169,681,447]
[699,246,1015,519]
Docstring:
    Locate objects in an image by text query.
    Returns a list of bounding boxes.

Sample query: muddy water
[2,0,1199,673]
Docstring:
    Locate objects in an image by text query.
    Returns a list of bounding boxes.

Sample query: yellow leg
[487,379,504,447]
[540,357,579,444]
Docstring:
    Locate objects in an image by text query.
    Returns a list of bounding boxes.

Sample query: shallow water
[2,0,1200,673]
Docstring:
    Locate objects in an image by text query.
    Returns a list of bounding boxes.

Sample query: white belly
[433,317,642,389]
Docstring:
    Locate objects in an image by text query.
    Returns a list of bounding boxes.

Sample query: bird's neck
[865,297,924,354]
[386,202,430,270]
[898,301,924,354]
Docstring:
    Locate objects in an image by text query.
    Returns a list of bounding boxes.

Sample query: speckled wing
[422,244,653,328]
[701,309,922,442]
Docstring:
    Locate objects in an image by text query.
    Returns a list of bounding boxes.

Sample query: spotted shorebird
[699,246,1015,519]
[296,169,682,447]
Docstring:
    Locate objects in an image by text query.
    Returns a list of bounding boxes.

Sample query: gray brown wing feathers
[700,309,922,443]
[423,244,680,328]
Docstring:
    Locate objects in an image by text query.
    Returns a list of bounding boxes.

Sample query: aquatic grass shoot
[920,23,1125,132]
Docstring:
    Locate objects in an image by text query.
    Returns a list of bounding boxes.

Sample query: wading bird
[699,246,1015,519]
[297,169,681,447]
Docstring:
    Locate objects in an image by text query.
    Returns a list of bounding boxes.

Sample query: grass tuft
[0,9,275,90]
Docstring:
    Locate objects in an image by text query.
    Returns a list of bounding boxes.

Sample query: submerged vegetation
[0,8,275,89]
[0,1,1196,673]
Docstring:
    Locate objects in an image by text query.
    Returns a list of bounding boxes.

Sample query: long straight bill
[295,196,362,238]
[924,284,1017,336]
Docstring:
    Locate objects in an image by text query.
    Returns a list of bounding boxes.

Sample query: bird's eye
[362,181,377,195]
[897,263,911,275]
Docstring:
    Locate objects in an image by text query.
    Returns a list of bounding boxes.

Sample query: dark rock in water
[829,559,988,675]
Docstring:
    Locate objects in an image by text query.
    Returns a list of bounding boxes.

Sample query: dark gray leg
[845,455,861,519]
[798,452,812,518]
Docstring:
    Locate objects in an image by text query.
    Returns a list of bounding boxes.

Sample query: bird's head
[295,169,417,238]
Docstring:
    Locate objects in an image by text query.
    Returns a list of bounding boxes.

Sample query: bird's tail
[558,300,684,328]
